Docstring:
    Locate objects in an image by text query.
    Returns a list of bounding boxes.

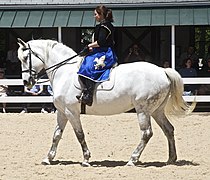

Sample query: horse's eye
[22,47,29,51]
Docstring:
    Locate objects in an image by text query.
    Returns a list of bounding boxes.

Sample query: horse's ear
[17,38,27,48]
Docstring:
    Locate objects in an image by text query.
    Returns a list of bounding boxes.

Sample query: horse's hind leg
[42,111,68,165]
[127,112,153,166]
[152,109,177,164]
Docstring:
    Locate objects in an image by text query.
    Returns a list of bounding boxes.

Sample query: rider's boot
[76,76,87,101]
[81,79,95,106]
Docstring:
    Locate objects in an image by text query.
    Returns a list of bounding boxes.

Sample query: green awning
[0,7,210,28]
[26,11,43,27]
[115,7,210,26]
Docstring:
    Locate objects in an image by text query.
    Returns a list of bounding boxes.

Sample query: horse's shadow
[137,160,199,168]
[50,159,199,167]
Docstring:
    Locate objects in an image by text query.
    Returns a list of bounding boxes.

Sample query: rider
[77,5,117,106]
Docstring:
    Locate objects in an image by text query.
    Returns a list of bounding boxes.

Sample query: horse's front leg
[127,112,153,166]
[42,111,68,165]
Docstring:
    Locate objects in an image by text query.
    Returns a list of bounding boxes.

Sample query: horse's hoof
[126,161,135,166]
[41,158,51,165]
[166,160,176,165]
[167,156,177,164]
[81,161,91,167]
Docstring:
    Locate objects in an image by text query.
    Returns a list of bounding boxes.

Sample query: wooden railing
[182,78,210,102]
[0,78,210,103]
[0,79,53,103]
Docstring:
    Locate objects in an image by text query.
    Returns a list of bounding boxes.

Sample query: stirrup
[76,94,93,106]
[76,94,82,103]
[76,95,81,101]
[76,89,84,102]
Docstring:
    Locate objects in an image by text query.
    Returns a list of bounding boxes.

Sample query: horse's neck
[46,43,79,68]
[45,42,83,84]
[46,57,80,84]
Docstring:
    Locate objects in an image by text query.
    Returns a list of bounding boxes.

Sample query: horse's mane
[28,39,83,66]
[29,39,75,55]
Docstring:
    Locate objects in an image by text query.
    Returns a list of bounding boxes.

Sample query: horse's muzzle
[23,80,28,86]
[23,78,36,89]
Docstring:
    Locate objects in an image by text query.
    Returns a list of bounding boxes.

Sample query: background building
[0,0,209,76]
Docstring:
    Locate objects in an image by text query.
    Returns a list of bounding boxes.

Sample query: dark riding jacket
[94,20,115,48]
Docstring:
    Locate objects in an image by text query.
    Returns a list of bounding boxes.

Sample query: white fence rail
[0,78,210,103]
[182,78,210,102]
[0,79,50,85]
[0,79,52,103]
[0,96,53,103]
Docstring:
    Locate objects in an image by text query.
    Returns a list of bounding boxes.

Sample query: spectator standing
[0,68,8,113]
[124,44,145,63]
[178,46,199,70]
[179,58,197,95]
[179,58,197,77]
[162,60,170,68]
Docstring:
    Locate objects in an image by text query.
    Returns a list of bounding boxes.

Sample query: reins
[24,44,88,84]
[36,53,80,81]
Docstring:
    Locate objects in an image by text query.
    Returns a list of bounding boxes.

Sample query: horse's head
[17,38,45,88]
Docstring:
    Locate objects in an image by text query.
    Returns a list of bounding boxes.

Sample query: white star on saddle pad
[94,55,106,69]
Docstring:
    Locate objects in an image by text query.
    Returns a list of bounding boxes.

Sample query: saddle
[74,68,116,91]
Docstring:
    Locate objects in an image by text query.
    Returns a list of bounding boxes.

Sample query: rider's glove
[79,45,89,56]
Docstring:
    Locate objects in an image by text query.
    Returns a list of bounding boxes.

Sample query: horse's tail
[163,68,196,117]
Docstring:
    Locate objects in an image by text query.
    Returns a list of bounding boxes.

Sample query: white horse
[17,38,194,167]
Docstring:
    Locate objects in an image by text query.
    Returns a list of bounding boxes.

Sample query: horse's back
[117,62,166,76]
[114,62,170,91]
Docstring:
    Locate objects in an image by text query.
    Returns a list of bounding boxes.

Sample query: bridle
[21,44,44,84]
[22,43,81,85]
